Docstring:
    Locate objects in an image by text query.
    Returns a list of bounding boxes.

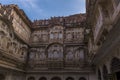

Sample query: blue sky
[0,0,86,21]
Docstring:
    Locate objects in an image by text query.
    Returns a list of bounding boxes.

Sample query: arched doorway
[79,77,86,80]
[28,76,35,80]
[39,77,47,80]
[102,65,108,80]
[0,74,5,80]
[111,57,120,80]
[51,77,61,80]
[66,77,74,80]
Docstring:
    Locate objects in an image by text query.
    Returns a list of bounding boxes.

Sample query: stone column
[5,73,13,80]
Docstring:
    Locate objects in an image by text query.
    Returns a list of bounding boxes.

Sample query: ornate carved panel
[47,44,63,61]
[31,30,48,43]
[49,26,64,43]
[65,46,85,67]
[65,28,84,43]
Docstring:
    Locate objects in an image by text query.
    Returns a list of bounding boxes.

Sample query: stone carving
[65,28,84,43]
[29,48,46,61]
[75,49,84,60]
[49,26,63,43]
[66,51,74,61]
[38,48,46,60]
[31,30,48,43]
[0,20,28,61]
[48,44,63,60]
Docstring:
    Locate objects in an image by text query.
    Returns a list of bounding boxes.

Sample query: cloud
[19,0,42,12]
[72,0,86,13]
[0,0,86,20]
[17,0,44,20]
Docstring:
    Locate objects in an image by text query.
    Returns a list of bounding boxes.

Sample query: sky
[0,0,86,21]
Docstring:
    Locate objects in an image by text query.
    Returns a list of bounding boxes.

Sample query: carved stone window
[39,51,46,60]
[67,33,72,40]
[30,52,35,59]
[59,32,63,39]
[66,51,74,61]
[50,33,54,39]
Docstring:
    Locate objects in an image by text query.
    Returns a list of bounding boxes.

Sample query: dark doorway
[116,72,120,80]
[111,57,120,80]
[98,69,102,80]
[66,77,74,80]
[39,77,47,80]
[79,77,86,80]
[51,77,61,80]
[103,65,108,80]
[28,76,35,80]
[0,74,5,80]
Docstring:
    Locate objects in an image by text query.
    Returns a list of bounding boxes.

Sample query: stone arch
[39,77,47,80]
[46,43,63,50]
[51,77,61,80]
[0,74,5,80]
[102,65,108,80]
[27,76,35,80]
[66,77,74,80]
[79,77,86,80]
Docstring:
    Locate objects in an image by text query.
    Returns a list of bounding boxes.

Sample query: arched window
[102,65,108,80]
[79,77,86,80]
[0,74,5,80]
[39,77,47,80]
[66,77,74,80]
[51,77,61,80]
[28,76,35,80]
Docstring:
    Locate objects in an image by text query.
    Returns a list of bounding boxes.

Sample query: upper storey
[32,14,86,28]
[30,14,86,45]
